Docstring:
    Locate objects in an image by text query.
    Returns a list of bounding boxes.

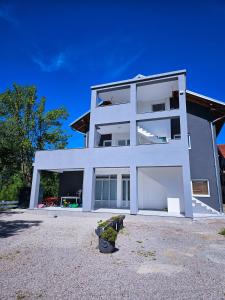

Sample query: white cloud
[33,52,67,72]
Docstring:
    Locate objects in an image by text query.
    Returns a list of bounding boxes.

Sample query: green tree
[0,83,69,200]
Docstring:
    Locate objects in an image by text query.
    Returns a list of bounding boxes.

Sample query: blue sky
[0,0,225,147]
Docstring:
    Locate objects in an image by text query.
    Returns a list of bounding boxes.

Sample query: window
[95,175,117,208]
[192,180,210,197]
[173,134,181,140]
[188,134,191,149]
[103,140,112,147]
[118,139,130,146]
[152,103,165,112]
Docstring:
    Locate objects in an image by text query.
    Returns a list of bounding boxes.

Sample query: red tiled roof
[218,144,225,158]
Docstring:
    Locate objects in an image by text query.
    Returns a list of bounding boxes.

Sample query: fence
[0,200,19,210]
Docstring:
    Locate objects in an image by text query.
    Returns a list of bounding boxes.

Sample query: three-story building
[29,70,225,217]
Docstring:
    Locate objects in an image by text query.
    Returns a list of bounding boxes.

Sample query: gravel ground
[0,210,225,300]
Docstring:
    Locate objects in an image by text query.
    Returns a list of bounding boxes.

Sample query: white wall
[138,167,184,212]
[95,167,129,175]
[137,97,170,114]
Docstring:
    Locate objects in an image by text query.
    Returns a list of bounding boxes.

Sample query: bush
[100,226,118,243]
[218,228,225,236]
[0,173,23,201]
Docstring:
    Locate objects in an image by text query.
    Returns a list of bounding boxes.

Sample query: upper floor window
[136,78,179,114]
[96,86,130,107]
[152,103,166,112]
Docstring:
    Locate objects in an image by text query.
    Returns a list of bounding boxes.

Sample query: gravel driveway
[0,210,225,300]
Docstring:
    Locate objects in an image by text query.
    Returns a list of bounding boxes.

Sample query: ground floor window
[122,175,130,208]
[95,175,117,208]
[192,180,210,197]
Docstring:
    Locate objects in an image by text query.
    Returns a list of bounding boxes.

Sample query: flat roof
[91,69,186,90]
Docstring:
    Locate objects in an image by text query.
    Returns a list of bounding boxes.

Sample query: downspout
[210,116,225,213]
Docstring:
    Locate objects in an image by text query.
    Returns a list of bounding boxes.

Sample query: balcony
[96,85,130,107]
[137,117,181,145]
[136,78,179,114]
[95,122,130,148]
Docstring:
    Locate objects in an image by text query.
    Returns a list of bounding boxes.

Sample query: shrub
[218,228,225,236]
[0,173,23,201]
[97,220,109,228]
[100,226,118,243]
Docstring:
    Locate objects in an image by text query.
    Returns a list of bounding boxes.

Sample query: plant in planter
[99,226,118,253]
[110,215,125,231]
[95,215,125,253]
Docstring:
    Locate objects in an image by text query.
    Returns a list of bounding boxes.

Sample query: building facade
[29,70,225,217]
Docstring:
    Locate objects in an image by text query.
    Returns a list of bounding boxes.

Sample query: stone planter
[95,215,125,253]
[99,238,115,253]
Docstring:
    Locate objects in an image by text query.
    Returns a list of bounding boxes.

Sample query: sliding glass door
[95,175,117,208]
[122,175,130,208]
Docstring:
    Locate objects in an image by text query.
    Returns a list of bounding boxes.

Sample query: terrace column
[178,74,193,218]
[29,168,41,209]
[130,165,138,214]
[88,90,97,148]
[117,174,122,208]
[130,83,137,146]
[82,167,95,212]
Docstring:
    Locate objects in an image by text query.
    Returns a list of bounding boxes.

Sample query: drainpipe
[210,116,225,213]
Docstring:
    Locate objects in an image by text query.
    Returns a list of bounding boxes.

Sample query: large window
[95,175,117,208]
[192,180,210,197]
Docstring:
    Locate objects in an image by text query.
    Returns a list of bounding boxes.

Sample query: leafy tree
[0,83,70,200]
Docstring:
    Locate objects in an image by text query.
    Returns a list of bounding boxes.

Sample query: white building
[29,70,225,217]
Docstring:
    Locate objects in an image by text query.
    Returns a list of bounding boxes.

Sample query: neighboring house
[218,144,225,204]
[29,70,225,217]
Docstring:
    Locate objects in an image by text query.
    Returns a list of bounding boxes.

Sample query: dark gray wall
[59,171,83,197]
[187,102,220,210]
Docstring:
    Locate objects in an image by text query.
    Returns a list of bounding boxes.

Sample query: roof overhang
[70,111,90,134]
[186,90,225,134]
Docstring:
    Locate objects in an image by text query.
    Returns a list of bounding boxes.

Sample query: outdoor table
[60,196,80,207]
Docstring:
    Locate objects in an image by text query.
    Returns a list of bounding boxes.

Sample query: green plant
[100,226,118,243]
[110,215,121,221]
[98,220,109,228]
[0,173,23,200]
[218,228,225,236]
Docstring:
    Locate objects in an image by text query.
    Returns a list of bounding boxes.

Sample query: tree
[0,83,70,200]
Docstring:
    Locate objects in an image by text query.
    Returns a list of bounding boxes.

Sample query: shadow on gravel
[0,220,42,238]
[0,210,24,217]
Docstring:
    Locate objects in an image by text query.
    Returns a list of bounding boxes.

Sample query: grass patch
[218,228,225,236]
[137,250,156,258]
[0,251,20,260]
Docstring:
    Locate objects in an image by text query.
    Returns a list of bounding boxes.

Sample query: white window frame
[191,179,210,197]
[117,139,130,146]
[103,140,112,147]
[188,134,191,149]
